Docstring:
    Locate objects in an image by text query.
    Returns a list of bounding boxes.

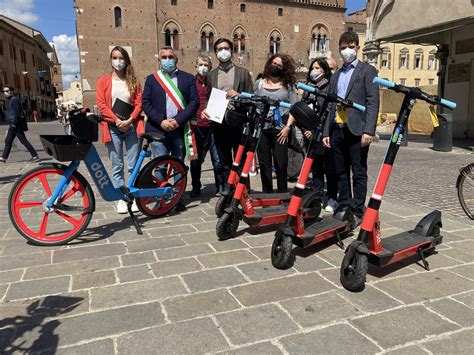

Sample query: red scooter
[271,83,367,269]
[216,93,322,240]
[340,77,457,292]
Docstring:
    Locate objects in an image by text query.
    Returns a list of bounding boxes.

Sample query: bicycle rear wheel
[8,165,95,245]
[135,156,187,217]
[457,163,474,220]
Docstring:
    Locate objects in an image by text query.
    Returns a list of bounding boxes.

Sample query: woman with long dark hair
[96,46,144,214]
[254,54,297,193]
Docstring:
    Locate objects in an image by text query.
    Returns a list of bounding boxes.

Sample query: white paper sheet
[206,88,229,124]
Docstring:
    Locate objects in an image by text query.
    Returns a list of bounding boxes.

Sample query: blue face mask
[161,59,176,73]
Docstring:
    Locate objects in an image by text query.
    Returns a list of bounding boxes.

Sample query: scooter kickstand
[128,201,143,235]
[335,232,345,250]
[418,249,430,271]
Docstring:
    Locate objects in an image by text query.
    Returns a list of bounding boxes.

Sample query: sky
[0,0,367,89]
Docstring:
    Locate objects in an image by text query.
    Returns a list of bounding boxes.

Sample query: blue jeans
[105,125,141,188]
[150,129,186,186]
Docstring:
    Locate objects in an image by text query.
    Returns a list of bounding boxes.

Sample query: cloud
[0,0,38,25]
[50,34,80,90]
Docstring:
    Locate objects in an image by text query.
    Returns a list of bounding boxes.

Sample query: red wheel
[8,165,94,245]
[135,156,187,217]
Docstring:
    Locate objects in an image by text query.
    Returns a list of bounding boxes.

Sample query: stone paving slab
[0,122,473,353]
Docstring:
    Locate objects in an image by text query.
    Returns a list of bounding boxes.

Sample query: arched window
[399,48,409,69]
[414,48,424,69]
[232,26,247,54]
[200,24,216,52]
[269,36,280,55]
[310,25,329,54]
[163,21,181,49]
[114,6,122,28]
[379,47,391,69]
[428,49,438,70]
[240,4,246,12]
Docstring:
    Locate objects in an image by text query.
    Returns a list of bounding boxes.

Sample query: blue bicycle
[8,109,187,245]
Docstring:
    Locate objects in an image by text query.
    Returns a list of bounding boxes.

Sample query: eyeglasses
[160,55,175,60]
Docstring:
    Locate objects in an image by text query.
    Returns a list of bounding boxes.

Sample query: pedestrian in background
[96,46,144,214]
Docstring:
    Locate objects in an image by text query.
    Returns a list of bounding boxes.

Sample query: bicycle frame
[45,144,174,208]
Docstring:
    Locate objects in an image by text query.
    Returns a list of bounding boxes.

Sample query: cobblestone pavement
[0,121,473,354]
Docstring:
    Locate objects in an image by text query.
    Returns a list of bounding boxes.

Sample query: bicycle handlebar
[373,77,457,110]
[296,82,366,112]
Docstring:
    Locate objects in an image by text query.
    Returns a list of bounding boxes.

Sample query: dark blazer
[6,96,27,131]
[142,69,199,134]
[323,61,379,137]
[206,65,253,98]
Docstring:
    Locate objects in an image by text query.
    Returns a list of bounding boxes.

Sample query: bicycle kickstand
[127,201,143,235]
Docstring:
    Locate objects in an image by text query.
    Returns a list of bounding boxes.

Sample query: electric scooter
[340,77,457,292]
[216,93,322,240]
[271,82,367,269]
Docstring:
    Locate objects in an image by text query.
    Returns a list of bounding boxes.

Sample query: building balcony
[309,50,332,60]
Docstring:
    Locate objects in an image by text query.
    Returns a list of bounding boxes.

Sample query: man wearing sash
[322,32,379,223]
[142,46,199,211]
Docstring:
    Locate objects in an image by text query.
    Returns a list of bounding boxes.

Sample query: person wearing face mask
[142,46,199,211]
[190,55,225,198]
[299,58,339,212]
[0,85,39,163]
[96,46,144,214]
[322,31,379,224]
[202,38,253,184]
[253,54,297,193]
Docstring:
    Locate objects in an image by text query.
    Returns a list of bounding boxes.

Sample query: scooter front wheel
[340,249,368,292]
[215,191,232,218]
[216,211,239,240]
[271,228,294,269]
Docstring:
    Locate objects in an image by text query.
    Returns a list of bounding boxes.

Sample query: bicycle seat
[140,132,166,143]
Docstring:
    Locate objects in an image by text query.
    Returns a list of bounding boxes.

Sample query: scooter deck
[370,231,435,267]
[294,217,349,248]
[243,206,288,227]
[251,192,291,201]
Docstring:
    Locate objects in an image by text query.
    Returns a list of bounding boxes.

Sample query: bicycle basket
[225,101,251,128]
[69,111,99,142]
[290,101,320,131]
[40,135,92,161]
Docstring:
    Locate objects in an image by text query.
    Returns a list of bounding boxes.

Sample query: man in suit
[203,38,253,185]
[322,31,379,222]
[142,46,199,210]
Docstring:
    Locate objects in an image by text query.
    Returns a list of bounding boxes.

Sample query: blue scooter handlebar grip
[239,92,253,99]
[296,82,317,93]
[352,102,366,112]
[373,77,396,88]
[440,98,457,110]
[279,101,292,109]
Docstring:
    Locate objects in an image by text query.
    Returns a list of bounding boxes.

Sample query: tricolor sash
[153,70,197,160]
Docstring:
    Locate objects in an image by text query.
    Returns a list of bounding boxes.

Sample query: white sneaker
[116,200,128,214]
[325,198,338,213]
[131,200,139,213]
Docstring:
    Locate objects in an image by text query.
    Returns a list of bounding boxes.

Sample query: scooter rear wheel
[271,228,294,269]
[216,211,239,240]
[340,250,368,292]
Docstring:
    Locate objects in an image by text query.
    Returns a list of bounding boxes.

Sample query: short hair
[196,55,212,68]
[213,38,233,53]
[339,31,359,46]
[159,46,177,58]
[3,85,14,91]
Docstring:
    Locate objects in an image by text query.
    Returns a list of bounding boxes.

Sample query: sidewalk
[0,122,472,354]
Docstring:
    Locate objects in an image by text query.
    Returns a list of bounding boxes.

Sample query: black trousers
[330,126,369,217]
[2,125,38,160]
[190,126,226,191]
[257,129,288,193]
[213,123,243,181]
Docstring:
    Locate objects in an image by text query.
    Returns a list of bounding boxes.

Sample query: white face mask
[111,59,126,71]
[3,90,12,98]
[197,65,209,76]
[310,69,323,82]
[340,47,357,64]
[216,49,232,63]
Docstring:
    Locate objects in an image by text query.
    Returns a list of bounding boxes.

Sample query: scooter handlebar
[239,92,253,99]
[279,101,292,109]
[439,98,457,110]
[296,82,317,93]
[297,82,365,112]
[373,77,396,88]
[352,102,366,112]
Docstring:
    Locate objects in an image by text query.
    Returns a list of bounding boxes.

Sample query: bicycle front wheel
[8,165,95,245]
[135,156,187,217]
[457,163,474,220]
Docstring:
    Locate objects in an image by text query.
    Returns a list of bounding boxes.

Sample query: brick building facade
[0,15,56,118]
[74,0,346,107]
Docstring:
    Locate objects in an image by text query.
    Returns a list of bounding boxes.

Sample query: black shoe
[0,158,6,163]
[190,189,201,198]
[175,201,186,212]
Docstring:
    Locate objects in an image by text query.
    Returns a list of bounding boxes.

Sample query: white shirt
[111,78,131,106]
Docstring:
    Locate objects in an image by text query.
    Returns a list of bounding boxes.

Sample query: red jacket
[96,73,144,144]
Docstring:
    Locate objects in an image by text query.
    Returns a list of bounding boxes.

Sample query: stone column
[363,39,382,68]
